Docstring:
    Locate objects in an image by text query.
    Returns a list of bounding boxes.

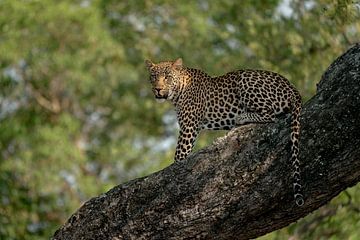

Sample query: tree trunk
[53,44,360,240]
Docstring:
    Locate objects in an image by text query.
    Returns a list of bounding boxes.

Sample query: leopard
[145,58,304,206]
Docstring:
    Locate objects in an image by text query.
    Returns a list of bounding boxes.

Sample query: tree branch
[53,44,360,240]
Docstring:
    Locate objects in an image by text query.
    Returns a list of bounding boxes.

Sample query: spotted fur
[145,58,304,206]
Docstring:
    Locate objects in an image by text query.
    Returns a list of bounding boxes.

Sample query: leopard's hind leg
[235,108,275,125]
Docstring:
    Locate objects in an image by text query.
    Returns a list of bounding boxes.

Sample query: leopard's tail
[291,94,304,206]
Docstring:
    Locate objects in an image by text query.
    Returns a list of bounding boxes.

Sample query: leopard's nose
[154,88,162,93]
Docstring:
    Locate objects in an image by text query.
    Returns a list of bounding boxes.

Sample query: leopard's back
[198,70,299,130]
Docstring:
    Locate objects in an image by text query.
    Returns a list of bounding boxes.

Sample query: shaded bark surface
[53,44,360,240]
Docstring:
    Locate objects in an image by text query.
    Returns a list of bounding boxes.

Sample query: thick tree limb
[53,44,360,240]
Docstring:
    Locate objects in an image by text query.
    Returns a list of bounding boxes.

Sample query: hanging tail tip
[295,193,304,206]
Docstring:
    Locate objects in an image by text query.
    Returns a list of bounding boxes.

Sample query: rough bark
[53,44,360,240]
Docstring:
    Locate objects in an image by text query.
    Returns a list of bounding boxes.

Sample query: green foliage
[259,186,360,240]
[0,0,359,239]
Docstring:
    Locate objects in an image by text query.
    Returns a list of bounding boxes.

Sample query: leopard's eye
[150,74,156,81]
[165,71,172,80]
[165,75,172,82]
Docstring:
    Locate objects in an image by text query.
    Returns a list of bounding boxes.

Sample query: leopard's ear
[145,59,154,71]
[172,58,183,69]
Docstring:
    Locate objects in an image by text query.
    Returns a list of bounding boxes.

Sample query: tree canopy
[0,0,359,239]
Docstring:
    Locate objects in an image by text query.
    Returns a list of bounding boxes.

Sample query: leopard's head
[145,58,183,102]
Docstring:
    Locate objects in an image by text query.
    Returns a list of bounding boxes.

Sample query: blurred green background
[0,0,359,239]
